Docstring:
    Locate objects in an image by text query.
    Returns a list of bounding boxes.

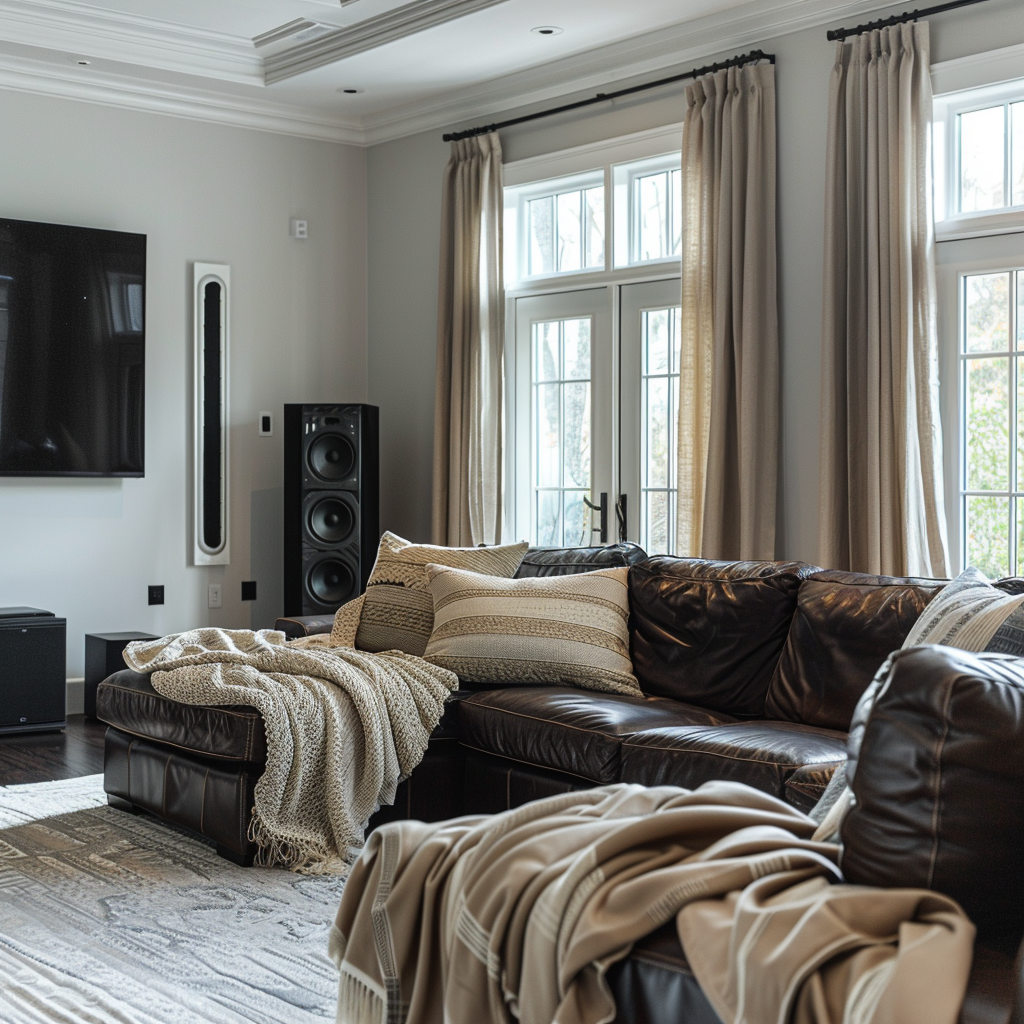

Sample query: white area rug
[0,775,344,1023]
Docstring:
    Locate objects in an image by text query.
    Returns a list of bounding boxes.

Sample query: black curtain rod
[441,48,776,143]
[826,0,994,41]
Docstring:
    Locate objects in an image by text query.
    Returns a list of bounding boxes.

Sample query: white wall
[0,90,368,684]
[366,0,1024,562]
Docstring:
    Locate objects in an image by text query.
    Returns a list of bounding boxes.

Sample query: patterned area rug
[0,775,344,1023]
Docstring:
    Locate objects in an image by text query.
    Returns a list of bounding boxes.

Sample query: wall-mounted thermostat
[259,412,273,436]
[290,218,308,239]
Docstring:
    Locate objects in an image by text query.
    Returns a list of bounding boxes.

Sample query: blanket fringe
[248,811,354,876]
[336,966,387,1024]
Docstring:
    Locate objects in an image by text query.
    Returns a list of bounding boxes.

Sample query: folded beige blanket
[330,781,974,1024]
[125,627,458,873]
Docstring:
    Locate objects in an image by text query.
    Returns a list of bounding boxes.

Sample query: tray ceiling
[0,0,885,144]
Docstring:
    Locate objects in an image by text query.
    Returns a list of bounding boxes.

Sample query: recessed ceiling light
[531,26,562,36]
[76,59,91,65]
[338,87,364,94]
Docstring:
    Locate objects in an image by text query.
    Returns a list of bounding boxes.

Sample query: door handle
[583,492,608,544]
[615,494,627,542]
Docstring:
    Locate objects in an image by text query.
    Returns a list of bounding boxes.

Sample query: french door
[510,277,682,554]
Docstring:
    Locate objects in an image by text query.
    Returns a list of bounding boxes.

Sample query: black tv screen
[0,218,145,476]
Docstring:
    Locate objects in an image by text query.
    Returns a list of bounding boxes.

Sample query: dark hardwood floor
[0,716,106,786]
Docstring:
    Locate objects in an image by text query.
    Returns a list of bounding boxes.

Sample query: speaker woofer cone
[308,433,356,481]
[307,496,355,545]
[307,558,356,606]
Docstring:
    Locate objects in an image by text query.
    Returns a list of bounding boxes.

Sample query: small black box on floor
[0,608,67,734]
[84,633,159,719]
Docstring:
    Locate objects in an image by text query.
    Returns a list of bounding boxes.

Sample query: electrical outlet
[148,585,164,605]
[208,583,222,609]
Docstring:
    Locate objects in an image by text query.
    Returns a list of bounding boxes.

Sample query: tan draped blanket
[124,627,458,873]
[330,782,973,1024]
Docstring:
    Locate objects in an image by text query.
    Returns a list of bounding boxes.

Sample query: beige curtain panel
[432,133,505,547]
[675,63,779,561]
[818,23,949,578]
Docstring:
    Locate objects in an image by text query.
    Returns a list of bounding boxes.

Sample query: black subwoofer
[284,404,379,616]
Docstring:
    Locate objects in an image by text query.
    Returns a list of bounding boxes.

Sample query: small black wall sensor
[241,581,257,601]
[148,585,164,605]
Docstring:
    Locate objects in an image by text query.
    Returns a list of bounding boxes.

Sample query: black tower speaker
[284,404,379,616]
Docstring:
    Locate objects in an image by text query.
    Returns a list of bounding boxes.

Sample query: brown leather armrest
[275,614,335,639]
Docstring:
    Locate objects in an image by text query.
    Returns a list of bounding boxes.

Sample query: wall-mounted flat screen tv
[0,218,146,477]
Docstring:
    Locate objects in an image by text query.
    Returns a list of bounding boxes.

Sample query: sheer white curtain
[432,133,505,546]
[818,23,949,577]
[676,63,779,560]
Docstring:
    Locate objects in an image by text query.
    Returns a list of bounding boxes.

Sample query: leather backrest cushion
[841,645,1024,931]
[764,571,943,730]
[515,543,647,578]
[628,557,819,715]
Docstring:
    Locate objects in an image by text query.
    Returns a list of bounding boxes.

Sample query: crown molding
[263,0,510,84]
[358,0,892,144]
[0,0,261,84]
[0,52,364,144]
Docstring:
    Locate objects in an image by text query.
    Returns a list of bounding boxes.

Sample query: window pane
[563,382,591,487]
[966,495,1010,578]
[671,168,682,256]
[536,383,560,487]
[644,309,669,374]
[671,307,681,375]
[563,491,588,547]
[536,490,561,547]
[563,318,590,380]
[965,357,1010,491]
[1019,270,1024,350]
[528,196,554,274]
[1013,102,1024,207]
[646,491,670,556]
[1018,356,1024,499]
[960,106,1006,212]
[556,191,582,273]
[637,172,669,261]
[534,320,559,381]
[585,187,605,268]
[964,273,1010,352]
[647,377,670,487]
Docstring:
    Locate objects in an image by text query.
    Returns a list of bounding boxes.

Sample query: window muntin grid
[640,306,681,554]
[527,187,605,276]
[531,317,592,547]
[961,268,1024,577]
[957,101,1024,214]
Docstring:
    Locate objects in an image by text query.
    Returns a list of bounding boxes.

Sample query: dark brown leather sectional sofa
[96,544,1024,1023]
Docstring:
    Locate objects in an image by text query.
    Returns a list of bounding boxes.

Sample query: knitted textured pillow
[421,564,642,696]
[354,532,528,656]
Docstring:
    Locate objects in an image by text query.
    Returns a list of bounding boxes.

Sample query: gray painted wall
[366,0,1024,562]
[0,90,367,678]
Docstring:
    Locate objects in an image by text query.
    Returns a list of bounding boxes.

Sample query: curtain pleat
[818,23,948,577]
[676,64,779,560]
[432,134,505,547]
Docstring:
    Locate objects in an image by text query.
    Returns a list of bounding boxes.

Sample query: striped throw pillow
[421,563,641,696]
[354,532,528,656]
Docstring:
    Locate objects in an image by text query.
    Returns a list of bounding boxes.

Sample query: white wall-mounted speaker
[193,263,230,566]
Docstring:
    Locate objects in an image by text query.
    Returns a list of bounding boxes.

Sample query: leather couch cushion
[629,557,819,714]
[620,721,846,801]
[765,571,942,730]
[96,669,267,764]
[841,645,1024,932]
[514,542,647,578]
[783,759,844,813]
[458,686,735,784]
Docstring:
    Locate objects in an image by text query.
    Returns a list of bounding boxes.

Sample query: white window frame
[613,153,683,269]
[503,124,683,546]
[933,53,1024,241]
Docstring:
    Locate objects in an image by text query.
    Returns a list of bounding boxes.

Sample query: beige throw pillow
[354,532,529,656]
[421,563,642,696]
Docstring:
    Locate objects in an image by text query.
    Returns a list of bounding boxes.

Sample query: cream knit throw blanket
[330,781,974,1024]
[124,626,457,873]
